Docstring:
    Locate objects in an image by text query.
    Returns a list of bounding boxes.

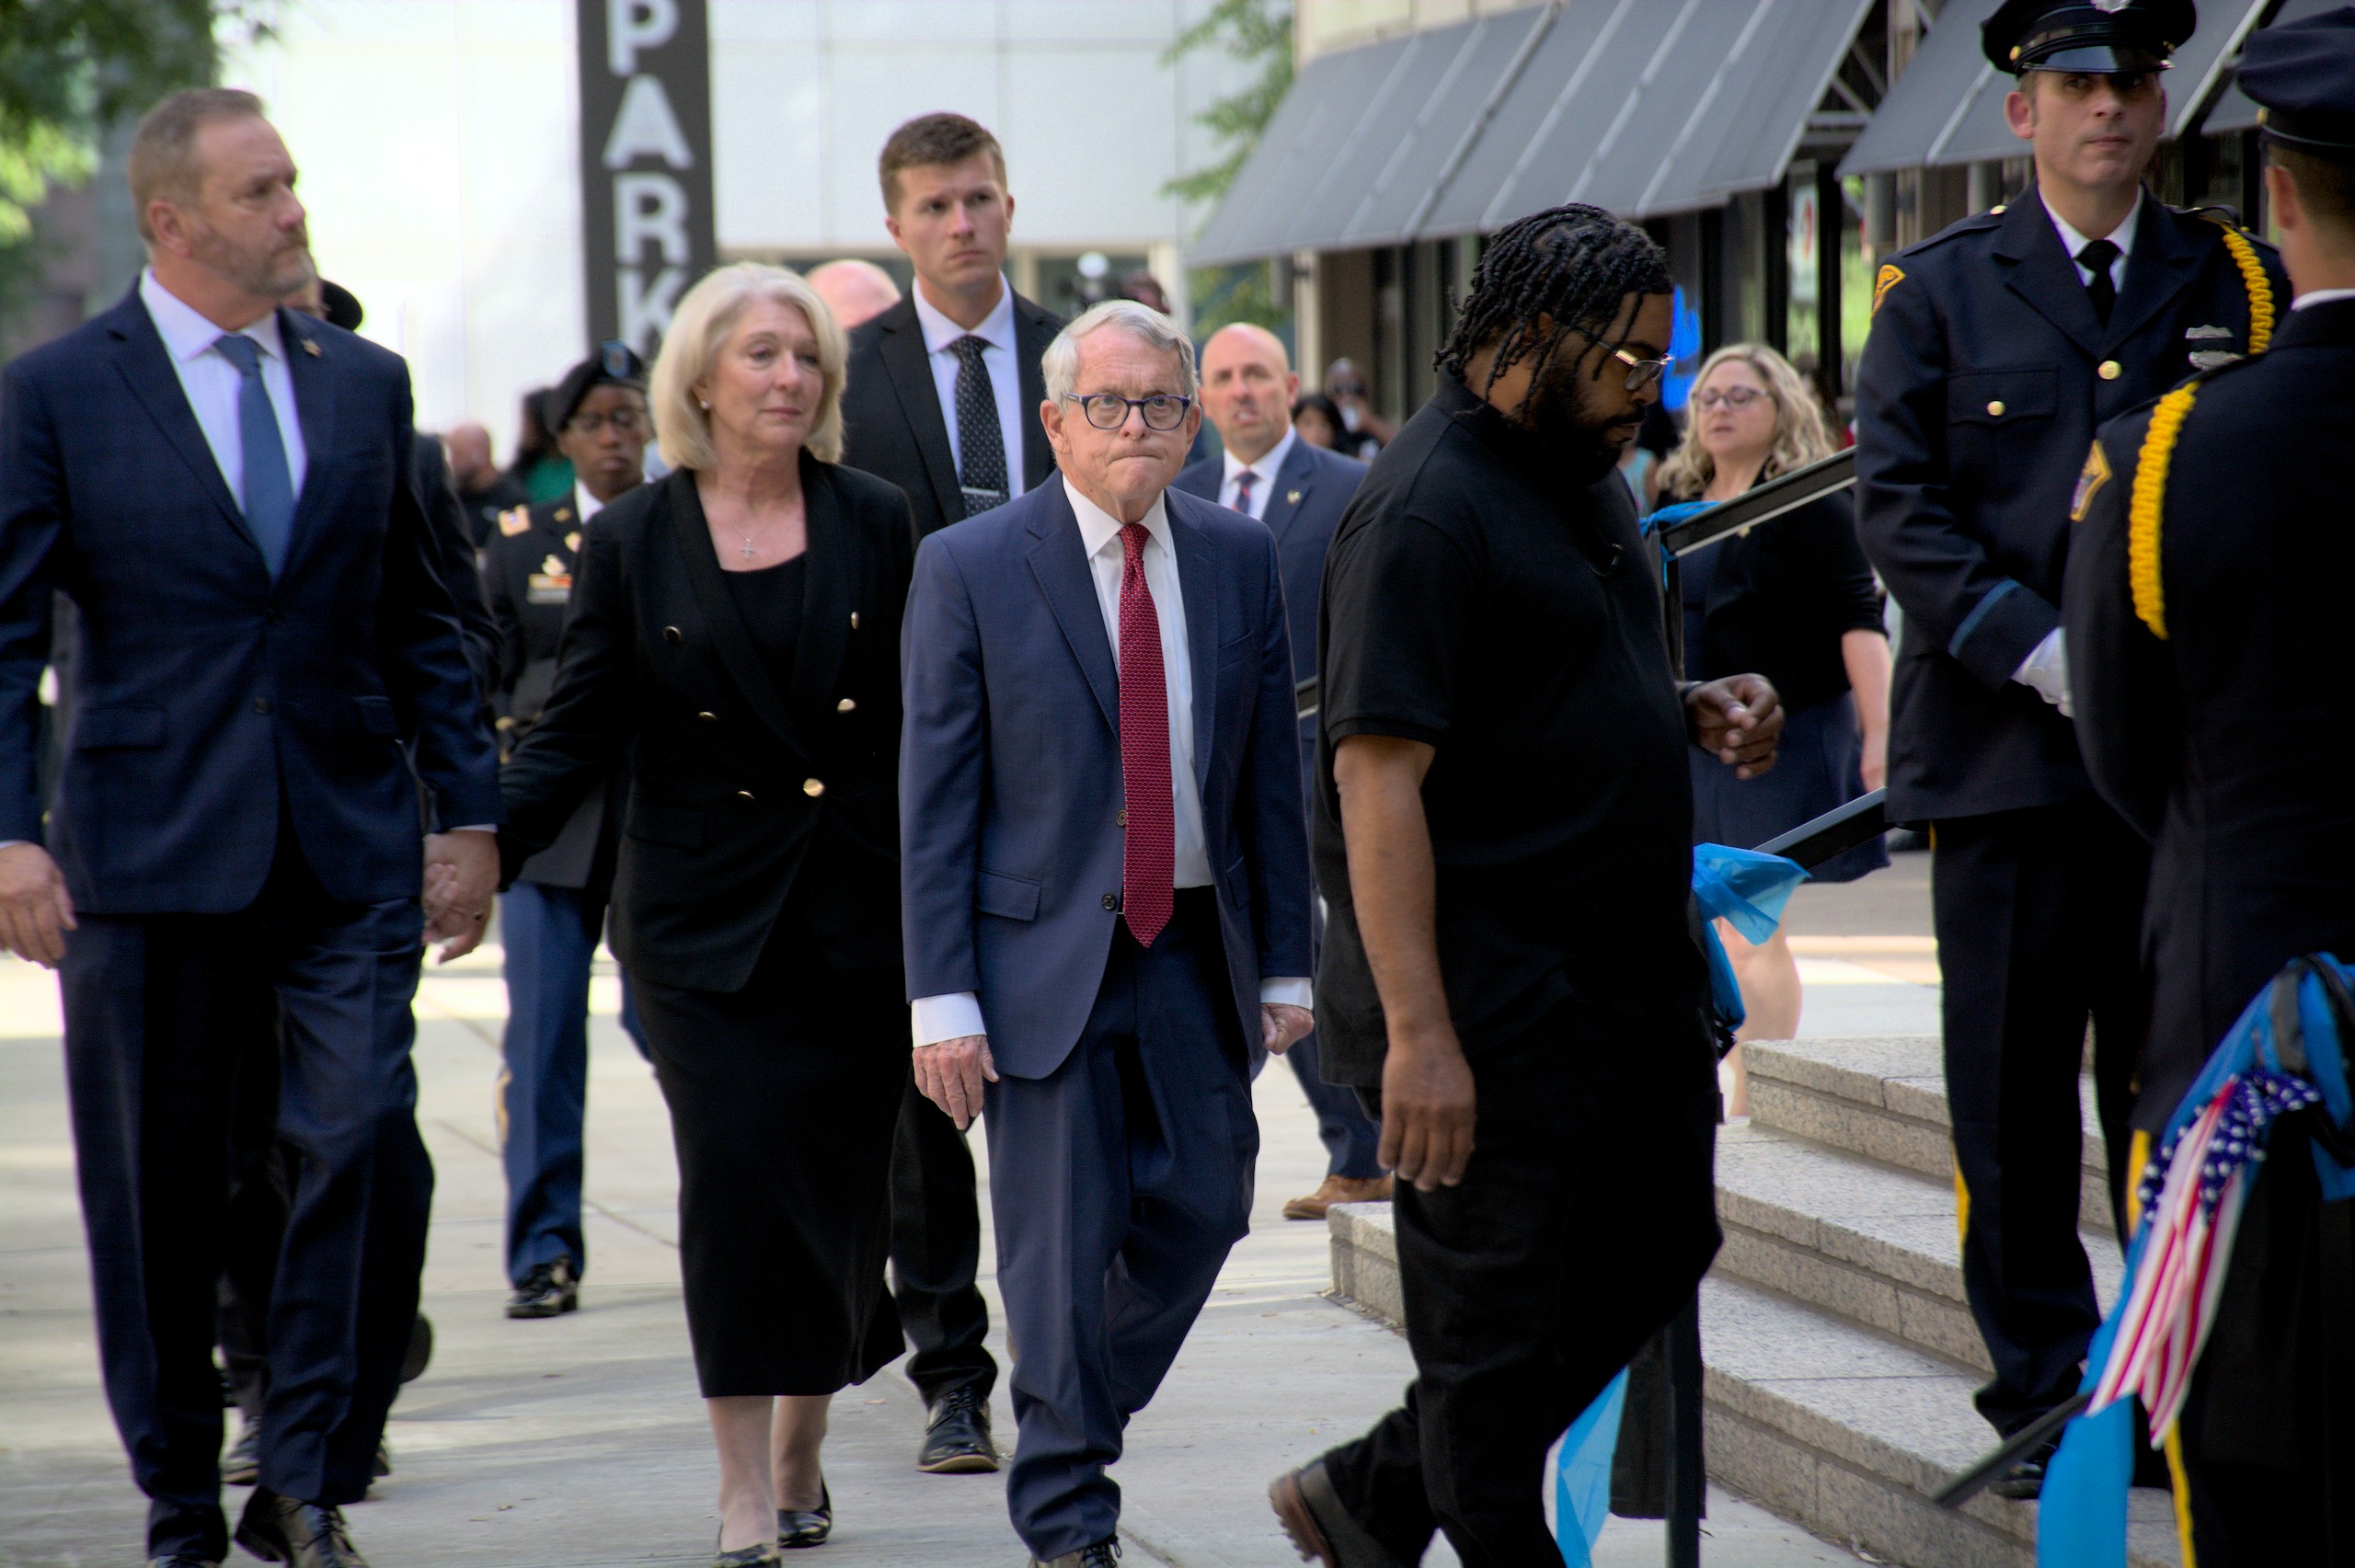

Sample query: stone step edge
[1327,1206,2180,1568]
[1744,1043,2116,1238]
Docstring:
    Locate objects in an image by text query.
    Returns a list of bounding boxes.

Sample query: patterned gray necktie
[950,335,1009,519]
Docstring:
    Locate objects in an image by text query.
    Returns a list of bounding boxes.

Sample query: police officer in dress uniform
[2065,10,2355,1558]
[1853,0,2288,1495]
[480,344,649,1318]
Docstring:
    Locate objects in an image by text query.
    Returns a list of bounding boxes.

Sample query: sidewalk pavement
[0,921,1896,1568]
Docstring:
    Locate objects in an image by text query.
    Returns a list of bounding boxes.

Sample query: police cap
[2239,5,2355,157]
[546,339,648,431]
[1982,0,2196,75]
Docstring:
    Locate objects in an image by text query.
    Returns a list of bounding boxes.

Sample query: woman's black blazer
[499,458,915,993]
[1681,489,1884,714]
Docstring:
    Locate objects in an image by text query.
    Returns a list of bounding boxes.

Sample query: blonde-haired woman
[1660,344,1890,1114]
[500,263,917,1563]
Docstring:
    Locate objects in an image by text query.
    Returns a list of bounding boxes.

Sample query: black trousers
[888,1077,997,1406]
[1318,998,1721,1568]
[1931,801,2147,1434]
[632,911,908,1396]
[217,999,291,1422]
[2177,1123,2355,1566]
[61,834,431,1562]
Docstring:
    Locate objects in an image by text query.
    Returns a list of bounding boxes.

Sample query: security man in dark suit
[1852,0,2288,1494]
[480,343,649,1319]
[1172,323,1386,1223]
[836,110,1060,1473]
[2065,12,2355,1556]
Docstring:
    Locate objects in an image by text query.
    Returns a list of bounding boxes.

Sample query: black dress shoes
[775,1482,832,1549]
[915,1386,998,1473]
[505,1259,580,1319]
[1269,1460,1412,1568]
[1029,1540,1120,1568]
[233,1487,370,1568]
[1988,1431,2061,1500]
[712,1542,780,1567]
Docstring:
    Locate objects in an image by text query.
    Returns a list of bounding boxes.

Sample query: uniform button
[663,625,683,644]
[802,778,825,797]
[2098,360,2122,381]
[835,697,856,713]
[849,612,861,631]
[697,711,717,722]
[1101,894,1120,911]
[1990,202,2007,214]
[736,789,755,801]
[252,697,272,715]
[1986,399,2005,417]
[1117,807,1128,827]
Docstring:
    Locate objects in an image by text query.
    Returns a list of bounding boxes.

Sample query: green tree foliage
[1162,0,1292,207]
[1166,2,1294,338]
[0,0,232,242]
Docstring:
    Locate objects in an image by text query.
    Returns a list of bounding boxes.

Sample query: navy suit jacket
[1173,434,1366,761]
[0,287,500,913]
[899,478,1313,1081]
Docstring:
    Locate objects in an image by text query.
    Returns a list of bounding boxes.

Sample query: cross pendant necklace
[739,532,758,562]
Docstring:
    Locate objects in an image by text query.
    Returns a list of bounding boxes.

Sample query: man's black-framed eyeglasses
[1569,327,1671,391]
[1064,392,1193,431]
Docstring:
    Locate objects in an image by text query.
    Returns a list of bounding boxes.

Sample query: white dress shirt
[1219,425,1297,522]
[2293,287,2355,312]
[2007,194,2143,715]
[139,269,309,504]
[911,280,1027,503]
[2041,189,2139,294]
[908,477,1312,1047]
[572,481,605,523]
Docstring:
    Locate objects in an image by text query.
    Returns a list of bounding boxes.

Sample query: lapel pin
[301,338,321,358]
[564,532,581,552]
[1286,489,1303,505]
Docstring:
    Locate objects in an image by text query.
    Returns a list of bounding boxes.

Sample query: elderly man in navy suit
[901,300,1315,1568]
[1173,324,1384,1222]
[0,89,500,1568]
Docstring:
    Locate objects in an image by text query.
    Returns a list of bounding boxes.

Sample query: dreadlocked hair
[1437,205,1672,411]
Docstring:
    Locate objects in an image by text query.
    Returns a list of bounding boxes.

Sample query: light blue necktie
[213,333,295,578]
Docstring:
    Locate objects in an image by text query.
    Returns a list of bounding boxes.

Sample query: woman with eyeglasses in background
[1657,343,1890,1116]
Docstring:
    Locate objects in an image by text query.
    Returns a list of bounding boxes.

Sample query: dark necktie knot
[215,333,263,375]
[2077,238,2121,326]
[952,334,990,367]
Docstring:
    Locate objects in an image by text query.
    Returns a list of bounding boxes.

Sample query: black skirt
[632,904,909,1396]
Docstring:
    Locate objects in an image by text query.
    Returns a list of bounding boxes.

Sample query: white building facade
[224,1,1254,444]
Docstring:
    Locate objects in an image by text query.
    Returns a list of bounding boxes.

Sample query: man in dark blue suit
[0,90,500,1568]
[900,301,1315,1568]
[1173,323,1385,1222]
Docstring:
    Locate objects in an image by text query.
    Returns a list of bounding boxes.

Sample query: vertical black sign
[577,0,718,355]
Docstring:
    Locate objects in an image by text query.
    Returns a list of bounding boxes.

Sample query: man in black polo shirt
[1269,205,1783,1568]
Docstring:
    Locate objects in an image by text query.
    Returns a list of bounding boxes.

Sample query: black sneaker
[915,1386,998,1473]
[505,1259,580,1319]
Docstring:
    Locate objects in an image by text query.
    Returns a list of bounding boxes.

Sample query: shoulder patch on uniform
[497,507,532,537]
[2070,440,2112,522]
[1871,264,1905,318]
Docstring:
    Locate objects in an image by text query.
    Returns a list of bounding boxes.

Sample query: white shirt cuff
[452,824,497,833]
[1260,977,1314,1010]
[912,991,987,1047]
[2010,628,2072,716]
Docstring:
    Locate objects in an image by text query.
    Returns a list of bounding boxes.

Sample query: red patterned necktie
[1117,522,1174,947]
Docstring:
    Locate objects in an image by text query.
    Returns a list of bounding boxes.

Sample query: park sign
[577,0,718,355]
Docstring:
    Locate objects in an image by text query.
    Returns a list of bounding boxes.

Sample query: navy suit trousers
[61,831,431,1561]
[497,880,647,1285]
[983,888,1258,1560]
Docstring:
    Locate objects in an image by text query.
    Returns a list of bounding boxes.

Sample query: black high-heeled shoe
[776,1482,832,1550]
[713,1529,781,1567]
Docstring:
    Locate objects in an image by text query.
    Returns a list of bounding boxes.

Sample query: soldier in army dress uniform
[2065,10,2355,1558]
[1852,0,2288,1494]
[479,344,649,1318]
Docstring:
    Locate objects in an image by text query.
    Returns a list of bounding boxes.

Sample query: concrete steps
[1324,1035,2177,1568]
